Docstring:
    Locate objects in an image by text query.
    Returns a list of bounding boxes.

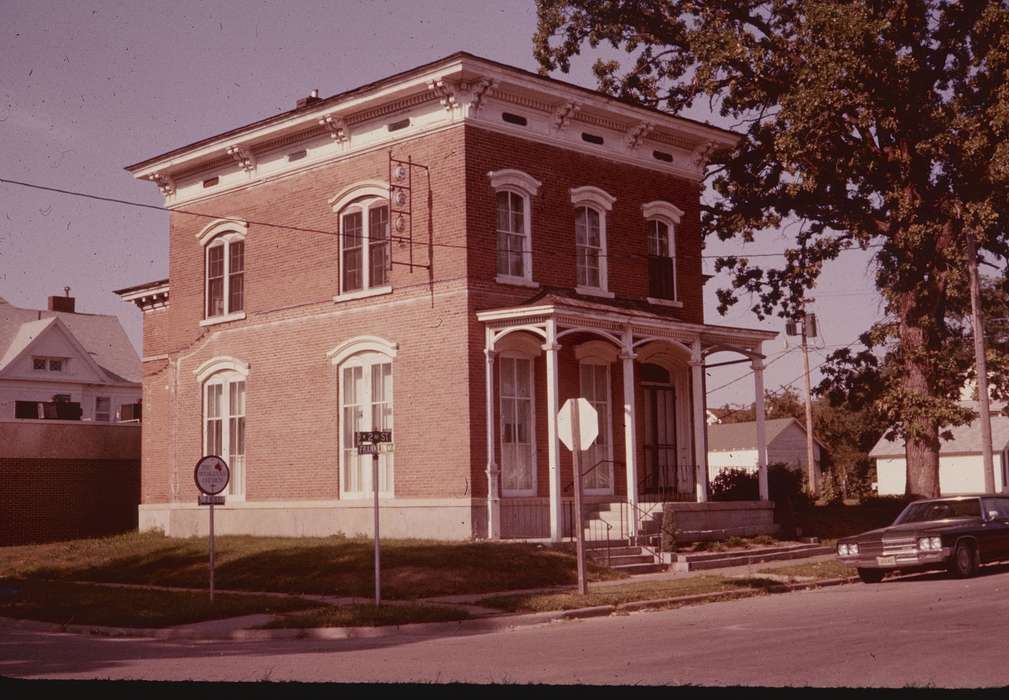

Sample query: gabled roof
[869,404,1009,458]
[0,297,141,384]
[707,417,827,452]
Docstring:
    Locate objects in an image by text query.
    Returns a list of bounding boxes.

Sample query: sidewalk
[0,553,855,642]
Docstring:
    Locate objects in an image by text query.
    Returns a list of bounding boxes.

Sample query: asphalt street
[5,566,1009,687]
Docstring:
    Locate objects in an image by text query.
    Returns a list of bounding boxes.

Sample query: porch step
[671,544,834,572]
[586,545,644,559]
[610,561,666,575]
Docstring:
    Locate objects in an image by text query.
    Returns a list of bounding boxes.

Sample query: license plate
[877,555,896,566]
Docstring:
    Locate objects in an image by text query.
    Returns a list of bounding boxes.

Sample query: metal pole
[967,235,996,494]
[209,501,215,604]
[373,451,381,606]
[571,403,588,595]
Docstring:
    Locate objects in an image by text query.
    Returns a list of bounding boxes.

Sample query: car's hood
[841,519,979,543]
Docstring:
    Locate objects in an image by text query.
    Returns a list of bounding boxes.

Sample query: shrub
[710,468,758,501]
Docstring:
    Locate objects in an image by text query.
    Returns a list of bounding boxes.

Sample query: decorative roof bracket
[552,102,580,131]
[319,113,348,142]
[226,144,256,172]
[148,172,176,197]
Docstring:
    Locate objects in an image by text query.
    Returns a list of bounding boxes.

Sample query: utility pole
[799,301,818,500]
[966,235,996,494]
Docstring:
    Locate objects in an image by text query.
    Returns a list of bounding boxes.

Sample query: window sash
[579,363,612,492]
[95,396,111,422]
[576,207,603,289]
[341,359,394,496]
[500,357,535,495]
[496,191,527,278]
[204,379,245,497]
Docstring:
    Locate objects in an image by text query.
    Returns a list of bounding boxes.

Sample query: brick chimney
[296,89,321,109]
[48,286,75,313]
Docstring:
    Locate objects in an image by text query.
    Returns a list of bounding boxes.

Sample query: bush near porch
[0,531,625,599]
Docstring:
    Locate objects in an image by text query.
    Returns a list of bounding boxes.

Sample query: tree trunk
[900,319,942,498]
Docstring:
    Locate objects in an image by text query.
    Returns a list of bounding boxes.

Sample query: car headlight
[929,536,941,550]
[838,544,849,556]
[848,543,859,555]
[917,537,931,551]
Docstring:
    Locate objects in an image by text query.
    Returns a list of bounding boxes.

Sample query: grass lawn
[758,559,856,580]
[0,578,315,628]
[0,531,624,599]
[260,603,472,629]
[478,575,777,613]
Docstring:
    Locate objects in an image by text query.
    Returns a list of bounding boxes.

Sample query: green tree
[535,1,1009,496]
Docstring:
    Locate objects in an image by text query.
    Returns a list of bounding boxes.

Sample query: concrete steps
[669,543,833,572]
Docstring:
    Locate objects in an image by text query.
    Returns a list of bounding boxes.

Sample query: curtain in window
[500,357,534,494]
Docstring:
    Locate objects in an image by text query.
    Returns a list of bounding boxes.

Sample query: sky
[0,0,884,406]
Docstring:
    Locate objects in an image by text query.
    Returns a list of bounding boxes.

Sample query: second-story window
[206,236,245,318]
[641,201,684,304]
[488,169,541,287]
[340,197,390,295]
[569,186,616,296]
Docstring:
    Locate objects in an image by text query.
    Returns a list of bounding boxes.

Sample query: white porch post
[621,326,639,541]
[753,353,770,501]
[544,319,563,542]
[690,339,709,503]
[484,329,500,539]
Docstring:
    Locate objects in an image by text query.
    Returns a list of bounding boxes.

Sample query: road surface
[4,567,1009,686]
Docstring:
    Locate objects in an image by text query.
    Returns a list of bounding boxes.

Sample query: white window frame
[578,360,614,495]
[642,201,684,307]
[328,337,398,499]
[498,351,538,497]
[197,218,248,326]
[94,396,112,422]
[329,182,393,302]
[489,169,541,288]
[570,186,616,298]
[32,356,68,373]
[196,356,250,500]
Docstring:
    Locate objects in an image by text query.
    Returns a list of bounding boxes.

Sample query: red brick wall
[0,458,140,545]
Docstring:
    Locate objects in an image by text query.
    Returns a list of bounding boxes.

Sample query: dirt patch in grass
[0,578,314,628]
[478,575,770,613]
[0,532,624,599]
[260,603,471,629]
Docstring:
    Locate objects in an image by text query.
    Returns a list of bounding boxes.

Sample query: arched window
[642,201,684,303]
[195,357,249,498]
[489,169,541,286]
[330,183,391,298]
[197,219,247,323]
[570,186,616,296]
[328,337,397,498]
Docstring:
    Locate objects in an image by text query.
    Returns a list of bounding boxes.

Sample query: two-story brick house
[119,53,776,541]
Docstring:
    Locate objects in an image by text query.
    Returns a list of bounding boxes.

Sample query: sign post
[356,430,393,607]
[557,398,598,595]
[194,455,229,604]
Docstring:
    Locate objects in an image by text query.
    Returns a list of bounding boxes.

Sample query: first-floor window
[341,354,394,497]
[500,356,535,495]
[204,374,246,497]
[95,396,111,422]
[579,362,612,493]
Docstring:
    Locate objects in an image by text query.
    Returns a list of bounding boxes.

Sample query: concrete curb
[0,575,861,642]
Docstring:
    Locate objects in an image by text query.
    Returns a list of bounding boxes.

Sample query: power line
[0,175,880,266]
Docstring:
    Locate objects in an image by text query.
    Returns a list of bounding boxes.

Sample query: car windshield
[895,498,981,524]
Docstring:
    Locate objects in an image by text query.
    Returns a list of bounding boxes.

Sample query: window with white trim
[205,234,245,319]
[340,352,394,497]
[95,396,111,422]
[339,197,390,294]
[489,169,541,285]
[647,219,676,300]
[569,186,615,295]
[204,372,246,498]
[579,361,613,494]
[500,355,536,496]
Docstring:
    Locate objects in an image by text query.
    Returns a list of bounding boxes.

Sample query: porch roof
[476,287,776,354]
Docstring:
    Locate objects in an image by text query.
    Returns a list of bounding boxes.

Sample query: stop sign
[557,398,598,451]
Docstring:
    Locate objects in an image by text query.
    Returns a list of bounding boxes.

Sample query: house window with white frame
[205,234,244,319]
[340,353,394,497]
[569,186,615,296]
[500,355,536,496]
[204,372,246,498]
[647,219,676,300]
[94,396,112,422]
[579,361,613,494]
[489,169,541,286]
[339,197,390,295]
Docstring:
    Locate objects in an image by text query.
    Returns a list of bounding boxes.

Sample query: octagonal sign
[557,398,599,452]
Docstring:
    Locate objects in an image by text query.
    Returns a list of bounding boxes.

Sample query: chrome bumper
[837,547,950,569]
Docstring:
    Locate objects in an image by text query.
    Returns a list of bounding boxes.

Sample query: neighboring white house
[869,404,1009,495]
[707,416,825,488]
[0,294,141,422]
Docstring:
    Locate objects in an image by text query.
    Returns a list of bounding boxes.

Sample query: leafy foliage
[535,1,1009,496]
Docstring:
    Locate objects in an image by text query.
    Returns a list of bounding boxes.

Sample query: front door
[643,385,677,496]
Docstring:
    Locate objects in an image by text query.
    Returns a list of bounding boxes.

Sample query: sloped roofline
[0,316,113,384]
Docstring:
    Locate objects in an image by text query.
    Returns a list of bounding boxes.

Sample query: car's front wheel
[949,540,978,578]
[857,568,885,584]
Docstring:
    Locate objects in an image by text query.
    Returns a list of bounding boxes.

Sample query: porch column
[690,340,709,503]
[484,337,501,539]
[544,319,563,542]
[753,355,769,500]
[620,326,639,540]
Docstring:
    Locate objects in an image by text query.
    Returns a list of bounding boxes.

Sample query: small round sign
[194,455,230,495]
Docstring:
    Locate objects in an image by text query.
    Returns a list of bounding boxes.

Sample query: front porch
[477,290,777,542]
